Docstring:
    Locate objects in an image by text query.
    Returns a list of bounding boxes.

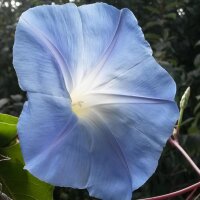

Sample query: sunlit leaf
[0,114,18,147]
[0,114,18,124]
[0,143,54,200]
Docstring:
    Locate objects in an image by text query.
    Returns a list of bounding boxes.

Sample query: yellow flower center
[70,90,89,118]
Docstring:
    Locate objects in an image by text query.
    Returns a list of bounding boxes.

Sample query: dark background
[0,0,200,199]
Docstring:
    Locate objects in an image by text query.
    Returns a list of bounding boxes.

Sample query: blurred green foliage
[0,0,200,199]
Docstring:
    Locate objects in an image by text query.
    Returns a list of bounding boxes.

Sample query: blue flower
[13,3,179,200]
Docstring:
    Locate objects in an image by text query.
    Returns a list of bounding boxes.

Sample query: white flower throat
[70,88,90,117]
[69,74,105,118]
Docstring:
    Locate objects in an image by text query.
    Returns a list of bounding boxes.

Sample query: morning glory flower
[13,3,179,200]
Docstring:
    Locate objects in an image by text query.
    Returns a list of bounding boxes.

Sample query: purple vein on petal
[75,8,85,87]
[91,55,150,91]
[89,109,133,188]
[79,9,123,90]
[87,92,174,104]
[21,18,73,93]
[131,124,163,149]
[24,112,78,169]
[76,92,174,113]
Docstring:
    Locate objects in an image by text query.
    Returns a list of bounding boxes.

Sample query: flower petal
[77,5,152,93]
[92,102,178,191]
[18,93,92,188]
[83,115,132,200]
[75,3,121,85]
[18,93,132,199]
[18,92,178,199]
[92,57,176,101]
[13,3,84,94]
[13,3,153,96]
[76,57,177,110]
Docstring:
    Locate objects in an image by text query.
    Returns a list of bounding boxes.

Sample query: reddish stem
[138,181,200,200]
[138,136,200,200]
[186,188,197,200]
[169,137,200,176]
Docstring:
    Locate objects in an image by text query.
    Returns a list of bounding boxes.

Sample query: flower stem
[169,137,200,176]
[186,188,197,200]
[174,87,190,139]
[138,181,200,200]
[138,136,200,200]
[176,108,184,137]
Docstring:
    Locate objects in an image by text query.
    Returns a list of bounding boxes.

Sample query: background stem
[169,137,200,176]
[138,181,200,200]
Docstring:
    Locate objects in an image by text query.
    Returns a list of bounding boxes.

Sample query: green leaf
[164,13,177,20]
[0,143,54,200]
[145,6,160,14]
[181,135,200,153]
[0,114,18,147]
[145,33,160,41]
[188,113,200,134]
[0,98,9,109]
[194,102,200,114]
[144,20,163,29]
[194,54,200,68]
[196,95,200,101]
[195,40,200,47]
[0,114,18,124]
[165,2,179,11]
